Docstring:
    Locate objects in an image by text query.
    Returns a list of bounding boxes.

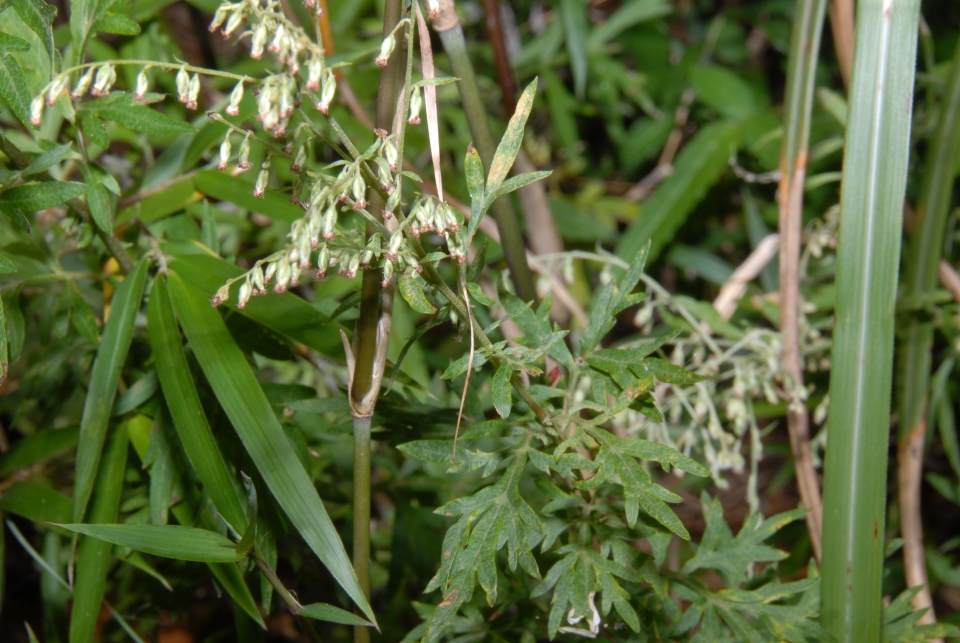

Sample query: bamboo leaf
[821,1,920,639]
[559,0,588,99]
[58,524,245,563]
[147,274,248,533]
[398,274,437,314]
[73,258,148,523]
[166,272,376,626]
[0,481,72,526]
[69,423,129,643]
[615,120,740,263]
[298,603,373,626]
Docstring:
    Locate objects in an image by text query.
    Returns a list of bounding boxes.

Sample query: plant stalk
[895,34,960,631]
[778,0,827,563]
[432,1,539,305]
[821,0,920,640]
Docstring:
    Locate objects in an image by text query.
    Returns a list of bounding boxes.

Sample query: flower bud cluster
[175,66,202,109]
[31,64,120,125]
[407,196,465,263]
[254,74,298,136]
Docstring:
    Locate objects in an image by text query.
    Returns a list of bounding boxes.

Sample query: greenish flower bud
[29,95,44,127]
[211,283,231,306]
[226,81,244,116]
[381,259,394,287]
[92,64,116,97]
[238,280,253,308]
[175,66,190,103]
[274,259,292,292]
[186,73,201,109]
[316,69,336,114]
[264,260,277,284]
[72,67,95,98]
[134,67,150,101]
[209,4,231,32]
[223,7,245,36]
[408,87,422,124]
[306,57,323,91]
[291,144,308,173]
[237,133,252,170]
[375,33,395,67]
[250,20,269,59]
[218,134,232,170]
[316,246,330,279]
[351,172,367,208]
[322,204,338,239]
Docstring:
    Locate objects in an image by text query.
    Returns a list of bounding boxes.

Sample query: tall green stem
[821,0,919,640]
[432,3,539,305]
[349,1,406,640]
[895,35,960,626]
[778,0,827,563]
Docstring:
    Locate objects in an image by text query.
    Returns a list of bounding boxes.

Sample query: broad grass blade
[58,524,245,563]
[821,0,921,639]
[166,271,376,626]
[147,274,248,532]
[73,259,148,523]
[69,423,129,643]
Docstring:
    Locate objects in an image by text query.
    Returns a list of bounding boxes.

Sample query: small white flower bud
[134,67,150,101]
[316,246,330,279]
[303,0,316,9]
[223,8,245,36]
[176,66,190,103]
[291,144,308,173]
[186,73,201,110]
[91,64,116,97]
[238,280,253,308]
[428,0,441,17]
[378,160,393,191]
[237,133,252,170]
[316,69,336,114]
[253,156,271,197]
[268,23,285,54]
[343,252,361,278]
[29,95,44,127]
[218,134,232,170]
[386,230,403,261]
[226,81,244,116]
[46,76,68,106]
[385,188,401,215]
[381,259,394,287]
[252,265,266,294]
[408,87,422,124]
[290,259,302,287]
[351,173,367,207]
[306,57,323,91]
[72,67,95,98]
[375,33,395,67]
[321,204,337,240]
[382,138,398,171]
[264,260,277,284]
[211,284,231,306]
[274,259,291,292]
[250,21,269,59]
[210,4,230,32]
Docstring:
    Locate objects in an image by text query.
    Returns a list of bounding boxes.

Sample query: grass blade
[70,423,129,643]
[58,524,245,563]
[147,274,248,533]
[166,271,376,626]
[820,0,920,640]
[73,259,148,523]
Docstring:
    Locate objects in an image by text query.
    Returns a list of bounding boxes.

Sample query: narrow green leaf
[147,274,248,533]
[0,290,6,386]
[485,79,538,201]
[0,426,79,476]
[821,0,920,639]
[0,481,72,525]
[0,254,15,273]
[167,247,343,359]
[559,0,588,99]
[194,169,303,221]
[615,120,740,263]
[79,109,110,148]
[83,93,194,136]
[466,281,494,306]
[73,258,148,523]
[464,146,485,203]
[0,40,32,128]
[58,524,244,562]
[69,423,129,643]
[0,181,87,212]
[21,142,71,176]
[84,168,113,232]
[166,272,376,626]
[298,603,373,626]
[10,0,56,66]
[690,66,759,121]
[70,284,99,344]
[398,274,437,314]
[491,365,512,419]
[93,12,139,35]
[587,0,671,49]
[116,177,196,225]
[495,170,552,198]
